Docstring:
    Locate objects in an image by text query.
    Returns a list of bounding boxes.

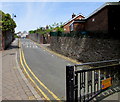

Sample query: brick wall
[85,7,108,34]
[108,5,120,36]
[73,23,85,31]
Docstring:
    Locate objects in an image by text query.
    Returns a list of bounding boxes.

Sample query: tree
[0,10,17,33]
[29,30,35,34]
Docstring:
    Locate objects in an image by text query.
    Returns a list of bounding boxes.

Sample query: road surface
[20,38,75,100]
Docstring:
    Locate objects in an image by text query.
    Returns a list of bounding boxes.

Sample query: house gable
[63,14,85,32]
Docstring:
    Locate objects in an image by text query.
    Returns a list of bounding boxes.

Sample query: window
[64,28,66,31]
[92,18,95,22]
[70,24,74,31]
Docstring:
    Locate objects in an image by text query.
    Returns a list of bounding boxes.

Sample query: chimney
[46,25,49,29]
[72,13,76,18]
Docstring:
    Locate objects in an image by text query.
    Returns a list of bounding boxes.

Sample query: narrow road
[20,38,74,100]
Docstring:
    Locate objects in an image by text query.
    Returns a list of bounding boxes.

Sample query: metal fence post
[66,65,75,102]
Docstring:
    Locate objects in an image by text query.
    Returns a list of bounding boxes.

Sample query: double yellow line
[19,40,62,101]
[34,42,81,65]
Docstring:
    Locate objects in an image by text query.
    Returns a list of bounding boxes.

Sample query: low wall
[0,31,14,50]
[28,33,50,44]
[0,33,2,50]
[50,36,120,62]
[4,31,14,49]
[28,33,41,43]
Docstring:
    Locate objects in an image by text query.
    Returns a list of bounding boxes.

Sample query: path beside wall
[50,36,120,62]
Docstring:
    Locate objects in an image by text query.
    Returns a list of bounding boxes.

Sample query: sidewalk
[2,39,42,101]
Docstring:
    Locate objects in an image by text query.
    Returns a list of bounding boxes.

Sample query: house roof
[63,13,85,26]
[73,19,86,22]
[86,2,120,19]
[64,2,120,27]
[69,19,85,26]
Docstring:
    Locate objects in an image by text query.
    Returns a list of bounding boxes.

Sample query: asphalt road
[20,38,74,100]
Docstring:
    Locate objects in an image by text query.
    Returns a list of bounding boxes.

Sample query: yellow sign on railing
[102,77,112,89]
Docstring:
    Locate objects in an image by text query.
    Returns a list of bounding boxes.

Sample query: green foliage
[0,10,17,32]
[48,22,64,32]
[29,30,36,34]
[29,22,64,35]
[35,27,46,34]
[14,34,19,38]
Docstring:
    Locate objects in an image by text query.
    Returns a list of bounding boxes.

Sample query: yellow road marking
[34,41,81,64]
[19,41,51,101]
[21,49,62,101]
[34,41,120,69]
[19,40,62,101]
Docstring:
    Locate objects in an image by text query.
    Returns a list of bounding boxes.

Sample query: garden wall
[0,32,2,50]
[50,36,120,62]
[0,31,14,50]
[28,33,50,44]
[4,31,14,49]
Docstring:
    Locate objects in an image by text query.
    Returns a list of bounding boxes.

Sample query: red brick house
[64,2,120,37]
[69,19,85,32]
[63,13,85,33]
[85,2,120,36]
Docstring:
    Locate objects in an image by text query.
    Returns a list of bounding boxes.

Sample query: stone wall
[28,33,50,44]
[0,32,2,50]
[28,33,41,43]
[50,36,120,62]
[0,31,14,50]
[4,31,14,49]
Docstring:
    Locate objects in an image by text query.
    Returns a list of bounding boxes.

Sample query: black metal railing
[66,59,120,102]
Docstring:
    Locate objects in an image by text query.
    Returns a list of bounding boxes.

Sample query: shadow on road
[7,45,19,50]
[5,41,19,51]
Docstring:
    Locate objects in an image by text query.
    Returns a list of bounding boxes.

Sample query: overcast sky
[0,0,118,33]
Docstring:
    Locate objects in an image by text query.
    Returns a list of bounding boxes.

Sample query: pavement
[94,86,120,101]
[1,39,42,101]
[103,92,120,101]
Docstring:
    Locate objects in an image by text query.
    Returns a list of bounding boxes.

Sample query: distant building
[17,32,28,38]
[21,33,28,38]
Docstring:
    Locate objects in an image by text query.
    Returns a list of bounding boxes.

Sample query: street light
[12,13,16,19]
